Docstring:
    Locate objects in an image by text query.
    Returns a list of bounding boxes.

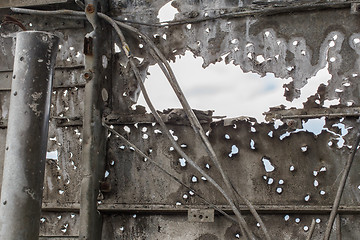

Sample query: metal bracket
[188,209,214,223]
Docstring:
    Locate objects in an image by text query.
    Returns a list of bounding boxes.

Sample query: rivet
[86,4,95,13]
[83,72,93,81]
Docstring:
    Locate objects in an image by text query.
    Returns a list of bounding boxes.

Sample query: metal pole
[0,31,59,240]
[79,0,109,239]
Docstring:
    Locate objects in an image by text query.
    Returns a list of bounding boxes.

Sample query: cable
[102,122,238,224]
[11,8,84,16]
[113,18,271,240]
[10,7,257,239]
[74,0,85,10]
[306,219,316,240]
[1,15,27,31]
[99,15,255,239]
[323,132,360,240]
[231,185,269,238]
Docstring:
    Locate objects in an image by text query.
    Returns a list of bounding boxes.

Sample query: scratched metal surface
[0,0,360,239]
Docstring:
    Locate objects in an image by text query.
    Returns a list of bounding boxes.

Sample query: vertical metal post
[0,31,59,240]
[79,0,110,239]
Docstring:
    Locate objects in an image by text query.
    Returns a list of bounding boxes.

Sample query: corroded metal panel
[39,211,80,238]
[0,69,85,91]
[0,19,84,72]
[113,1,360,106]
[0,0,360,239]
[43,123,83,204]
[101,213,359,239]
[102,118,360,207]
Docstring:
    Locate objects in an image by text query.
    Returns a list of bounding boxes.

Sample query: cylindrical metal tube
[0,31,59,240]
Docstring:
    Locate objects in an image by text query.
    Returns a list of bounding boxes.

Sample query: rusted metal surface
[102,118,360,205]
[101,214,359,239]
[39,211,80,238]
[0,17,84,72]
[79,0,111,239]
[0,0,360,239]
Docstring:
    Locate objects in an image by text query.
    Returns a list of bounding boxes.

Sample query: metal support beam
[0,31,59,240]
[38,202,360,214]
[79,0,110,239]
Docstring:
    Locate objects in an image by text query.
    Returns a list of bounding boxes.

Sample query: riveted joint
[83,71,93,81]
[86,4,95,14]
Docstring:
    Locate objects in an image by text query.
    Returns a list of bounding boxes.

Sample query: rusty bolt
[83,71,93,81]
[86,4,95,14]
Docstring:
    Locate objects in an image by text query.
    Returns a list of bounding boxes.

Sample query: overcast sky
[138,51,332,122]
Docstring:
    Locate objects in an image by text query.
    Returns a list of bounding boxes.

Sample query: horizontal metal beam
[1,109,215,128]
[264,106,360,121]
[39,237,79,239]
[1,105,359,129]
[1,104,358,128]
[41,203,360,214]
[104,109,215,126]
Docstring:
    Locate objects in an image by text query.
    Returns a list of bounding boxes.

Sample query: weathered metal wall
[0,8,86,239]
[1,0,360,239]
